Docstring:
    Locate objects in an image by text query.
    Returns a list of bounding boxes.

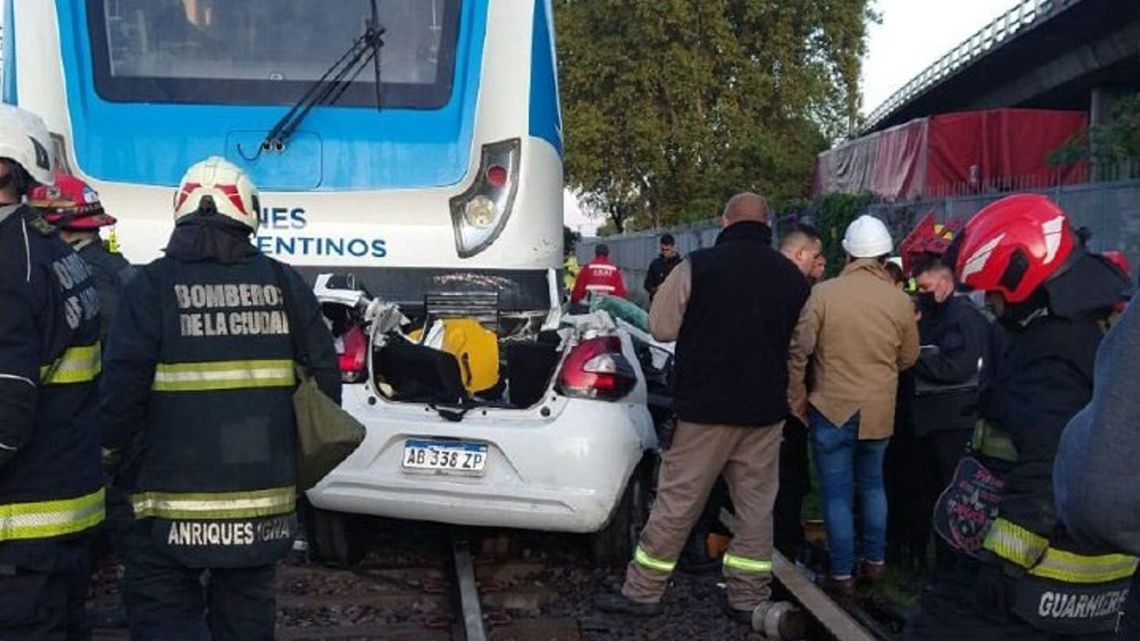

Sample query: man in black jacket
[643,233,682,302]
[0,105,105,641]
[773,223,823,558]
[906,195,1133,640]
[595,193,810,630]
[910,255,990,567]
[100,157,340,641]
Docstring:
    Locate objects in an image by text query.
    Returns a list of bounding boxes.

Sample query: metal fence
[577,223,722,308]
[868,179,1140,261]
[581,179,1140,305]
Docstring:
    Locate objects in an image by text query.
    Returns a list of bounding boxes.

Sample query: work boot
[860,560,886,585]
[593,591,664,617]
[822,575,856,601]
[724,604,753,625]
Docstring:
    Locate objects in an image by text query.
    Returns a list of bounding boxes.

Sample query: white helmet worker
[173,156,260,232]
[0,104,55,193]
[842,215,893,258]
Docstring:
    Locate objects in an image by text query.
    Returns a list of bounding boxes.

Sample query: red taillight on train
[556,336,637,401]
[338,324,368,383]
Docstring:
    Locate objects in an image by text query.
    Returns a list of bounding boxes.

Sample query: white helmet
[842,215,893,258]
[0,104,55,191]
[173,156,260,232]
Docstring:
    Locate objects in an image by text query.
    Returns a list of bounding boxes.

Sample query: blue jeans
[810,410,889,578]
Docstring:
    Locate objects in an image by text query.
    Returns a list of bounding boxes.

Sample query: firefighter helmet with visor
[173,156,260,232]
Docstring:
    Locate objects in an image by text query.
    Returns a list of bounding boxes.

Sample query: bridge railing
[864,0,1074,132]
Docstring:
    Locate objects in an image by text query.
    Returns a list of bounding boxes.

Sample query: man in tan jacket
[788,215,919,598]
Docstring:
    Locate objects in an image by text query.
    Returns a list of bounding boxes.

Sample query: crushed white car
[304,272,672,565]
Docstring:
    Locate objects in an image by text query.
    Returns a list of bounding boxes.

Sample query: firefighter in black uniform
[906,195,1136,640]
[99,156,340,641]
[30,175,136,628]
[0,106,105,640]
[30,174,135,338]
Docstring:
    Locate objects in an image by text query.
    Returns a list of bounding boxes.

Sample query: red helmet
[900,212,960,275]
[955,194,1075,304]
[1102,250,1132,278]
[28,174,117,231]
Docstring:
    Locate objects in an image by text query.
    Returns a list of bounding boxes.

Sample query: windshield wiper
[241,0,385,159]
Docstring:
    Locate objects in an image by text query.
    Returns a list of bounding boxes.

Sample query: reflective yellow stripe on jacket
[40,343,101,385]
[131,486,296,520]
[985,518,1138,584]
[972,420,1018,462]
[152,359,296,392]
[0,488,105,542]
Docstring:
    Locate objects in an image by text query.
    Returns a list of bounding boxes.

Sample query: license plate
[402,439,488,475]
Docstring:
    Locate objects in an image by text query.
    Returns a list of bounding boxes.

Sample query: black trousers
[1120,574,1140,641]
[886,426,972,569]
[0,537,93,641]
[774,417,810,557]
[124,523,276,641]
[906,558,1118,641]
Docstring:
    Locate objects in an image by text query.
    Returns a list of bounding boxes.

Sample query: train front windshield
[88,0,461,108]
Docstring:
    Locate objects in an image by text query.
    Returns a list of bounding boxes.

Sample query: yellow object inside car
[409,319,500,394]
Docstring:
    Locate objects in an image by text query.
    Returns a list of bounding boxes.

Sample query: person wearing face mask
[908,251,990,569]
[906,195,1134,641]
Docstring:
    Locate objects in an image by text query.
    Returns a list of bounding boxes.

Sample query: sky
[566,0,1020,236]
[861,0,1020,115]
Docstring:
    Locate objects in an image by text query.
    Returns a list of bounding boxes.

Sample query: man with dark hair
[887,252,990,571]
[644,233,683,302]
[571,243,628,305]
[911,254,989,505]
[778,224,823,280]
[773,222,823,558]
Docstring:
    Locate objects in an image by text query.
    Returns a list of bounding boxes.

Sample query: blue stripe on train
[52,0,490,190]
[528,0,563,157]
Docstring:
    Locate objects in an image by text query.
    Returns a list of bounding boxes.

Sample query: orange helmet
[28,174,116,231]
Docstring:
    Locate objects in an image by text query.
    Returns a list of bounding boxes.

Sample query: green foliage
[556,0,875,231]
[1048,93,1140,173]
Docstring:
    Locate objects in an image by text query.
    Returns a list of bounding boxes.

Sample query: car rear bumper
[305,385,657,533]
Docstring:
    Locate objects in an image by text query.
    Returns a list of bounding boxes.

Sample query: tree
[556,0,875,230]
[1049,92,1140,180]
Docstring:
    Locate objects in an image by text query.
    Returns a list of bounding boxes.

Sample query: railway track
[91,524,898,640]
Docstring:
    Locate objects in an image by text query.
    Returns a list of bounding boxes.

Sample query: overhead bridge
[865,0,1140,133]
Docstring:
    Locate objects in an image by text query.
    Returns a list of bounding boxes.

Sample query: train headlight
[463,195,497,228]
[450,139,521,258]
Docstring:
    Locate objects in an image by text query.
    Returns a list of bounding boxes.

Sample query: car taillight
[556,336,637,401]
[337,324,368,383]
[449,139,521,258]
